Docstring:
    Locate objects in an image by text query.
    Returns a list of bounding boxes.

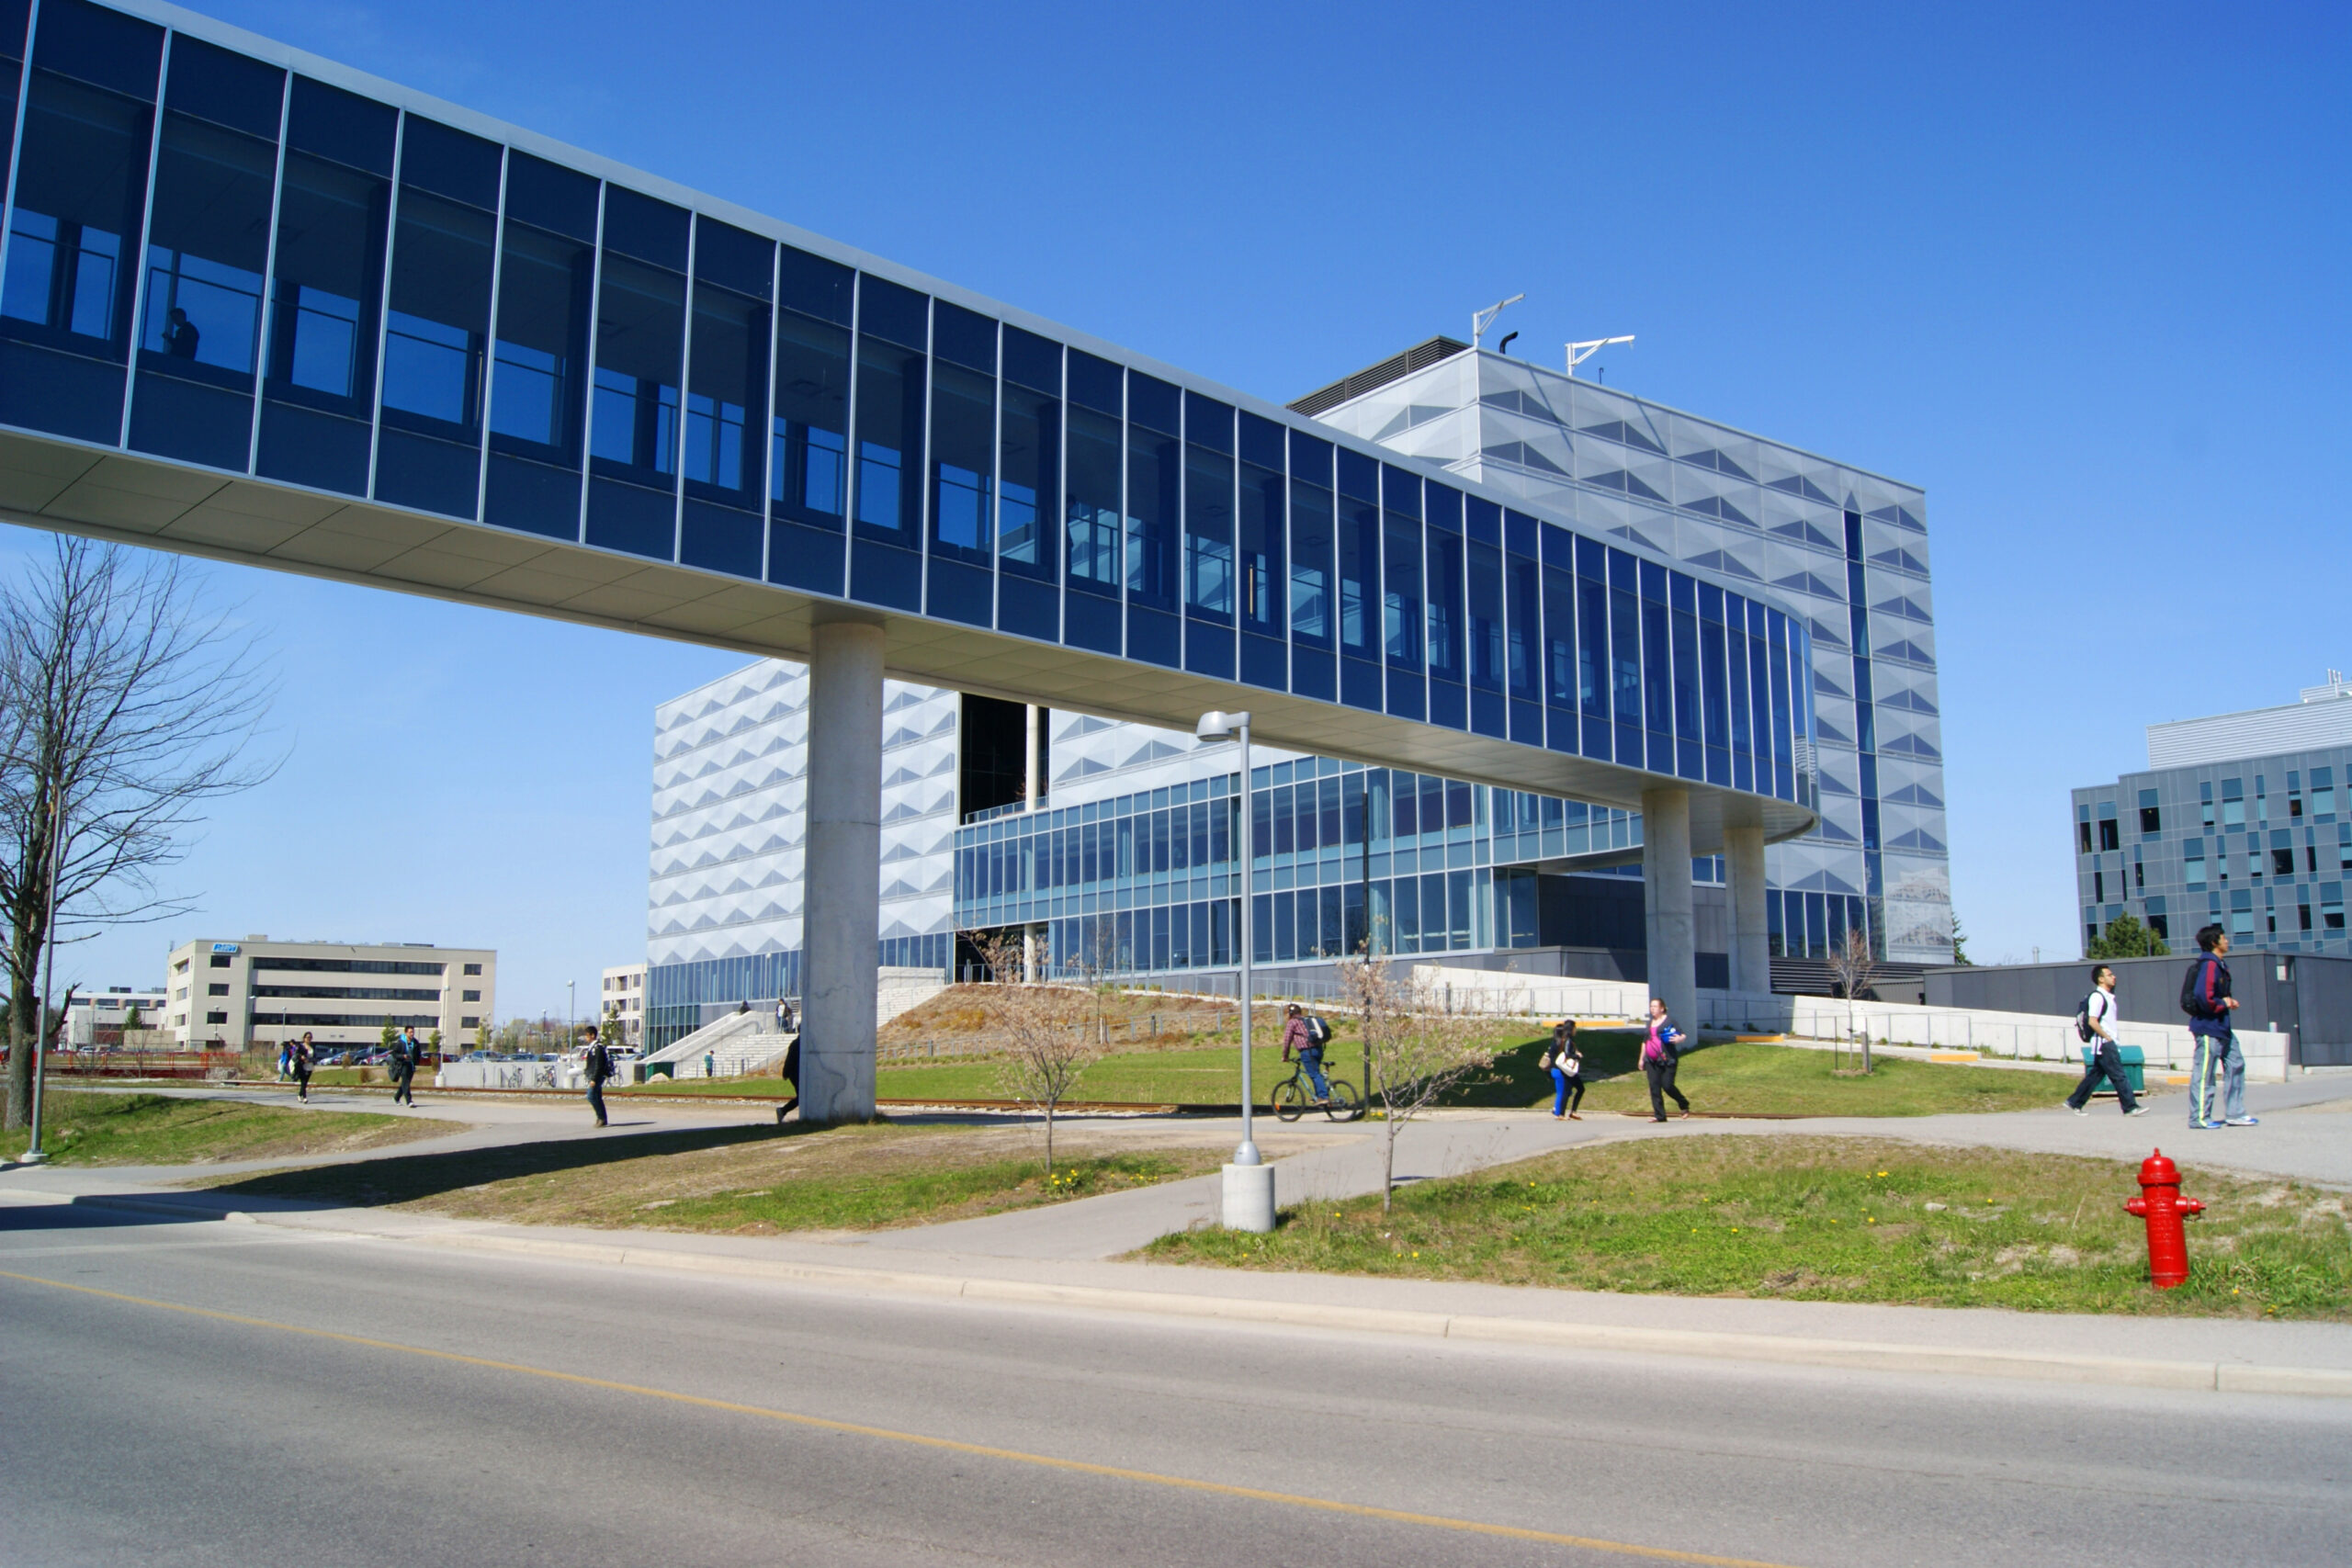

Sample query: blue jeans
[2190,1029,2245,1123]
[1297,1045,1330,1099]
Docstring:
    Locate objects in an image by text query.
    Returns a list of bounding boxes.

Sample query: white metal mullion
[363,108,405,499]
[244,65,289,475]
[673,216,695,562]
[0,0,48,332]
[757,238,779,584]
[573,178,606,545]
[115,27,172,449]
[471,142,507,522]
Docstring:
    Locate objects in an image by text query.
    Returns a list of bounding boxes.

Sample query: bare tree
[1337,955,1495,1214]
[1826,927,1880,1074]
[977,931,1100,1174]
[0,536,276,1128]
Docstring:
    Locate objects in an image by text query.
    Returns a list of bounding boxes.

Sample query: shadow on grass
[208,1122,805,1210]
[1442,1028,1650,1109]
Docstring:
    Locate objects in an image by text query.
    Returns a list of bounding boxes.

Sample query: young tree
[0,537,275,1127]
[977,931,1098,1174]
[1337,955,1494,1214]
[1826,927,1881,1073]
[2086,912,2169,960]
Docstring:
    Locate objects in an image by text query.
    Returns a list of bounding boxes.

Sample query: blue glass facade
[0,0,1815,831]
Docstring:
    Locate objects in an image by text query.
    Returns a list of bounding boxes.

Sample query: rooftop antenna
[1471,294,1525,351]
[1566,334,1634,378]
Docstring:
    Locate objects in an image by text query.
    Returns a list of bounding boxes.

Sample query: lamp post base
[1221,1162,1276,1233]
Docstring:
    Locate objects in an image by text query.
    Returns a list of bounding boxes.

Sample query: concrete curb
[22,1190,2351,1400]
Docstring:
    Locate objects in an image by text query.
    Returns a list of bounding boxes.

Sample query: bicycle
[1272,1057,1365,1122]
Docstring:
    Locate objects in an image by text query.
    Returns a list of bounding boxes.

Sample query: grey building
[2073,673,2352,958]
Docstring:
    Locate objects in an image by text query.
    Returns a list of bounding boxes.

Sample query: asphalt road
[3,1205,2346,1568]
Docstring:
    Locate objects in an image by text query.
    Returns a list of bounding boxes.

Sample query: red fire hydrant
[2124,1149,2204,1289]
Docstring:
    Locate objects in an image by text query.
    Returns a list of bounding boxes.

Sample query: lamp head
[1194,709,1250,739]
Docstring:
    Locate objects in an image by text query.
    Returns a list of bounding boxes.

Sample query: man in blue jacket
[2183,924,2255,1130]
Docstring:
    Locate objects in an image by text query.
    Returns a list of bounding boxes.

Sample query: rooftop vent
[1288,335,1469,418]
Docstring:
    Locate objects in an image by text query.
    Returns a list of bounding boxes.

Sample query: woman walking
[1642,997,1690,1122]
[291,1032,315,1103]
[1545,1021,1586,1119]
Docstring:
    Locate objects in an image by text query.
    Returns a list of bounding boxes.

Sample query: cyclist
[1281,1002,1330,1106]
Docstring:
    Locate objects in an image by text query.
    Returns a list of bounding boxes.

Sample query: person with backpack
[291,1032,315,1104]
[582,1024,613,1128]
[2182,924,2255,1129]
[390,1025,422,1106]
[2065,964,2147,1117]
[1641,997,1690,1122]
[1544,1020,1586,1120]
[1281,1002,1330,1105]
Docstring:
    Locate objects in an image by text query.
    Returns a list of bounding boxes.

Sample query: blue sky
[29,0,2350,1006]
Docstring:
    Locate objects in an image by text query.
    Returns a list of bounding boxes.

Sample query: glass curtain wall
[484,152,596,539]
[125,36,282,470]
[0,0,164,442]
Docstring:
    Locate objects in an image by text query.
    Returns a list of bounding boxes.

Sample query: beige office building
[601,963,647,1048]
[166,937,495,1052]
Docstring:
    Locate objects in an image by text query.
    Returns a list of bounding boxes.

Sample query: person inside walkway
[2184,924,2255,1129]
[1546,1020,1585,1119]
[1642,997,1690,1122]
[390,1025,422,1106]
[1280,1002,1329,1104]
[2066,964,2147,1117]
[292,1031,314,1103]
[582,1023,613,1128]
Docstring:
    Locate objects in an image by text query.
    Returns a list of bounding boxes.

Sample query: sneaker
[2225,1115,2259,1126]
[2125,1106,2149,1117]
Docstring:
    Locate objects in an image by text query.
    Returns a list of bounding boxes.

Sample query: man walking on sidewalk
[2066,964,2147,1116]
[2183,924,2255,1129]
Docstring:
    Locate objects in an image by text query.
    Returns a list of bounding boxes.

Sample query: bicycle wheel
[1272,1076,1308,1122]
[1322,1078,1365,1122]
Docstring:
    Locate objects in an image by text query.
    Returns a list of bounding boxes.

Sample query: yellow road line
[0,1266,1802,1567]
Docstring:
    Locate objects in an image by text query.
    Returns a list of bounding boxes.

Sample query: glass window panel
[851,333,923,545]
[929,359,993,562]
[1468,539,1504,691]
[381,190,493,434]
[1339,496,1381,660]
[590,254,684,485]
[769,307,849,527]
[1065,404,1121,595]
[999,378,1058,582]
[1238,457,1283,637]
[1125,421,1178,613]
[1426,525,1464,682]
[489,211,593,462]
[1183,442,1234,620]
[1288,475,1331,646]
[684,276,769,512]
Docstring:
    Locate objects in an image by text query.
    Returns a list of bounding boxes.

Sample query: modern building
[2073,673,2352,957]
[598,962,646,1047]
[63,985,168,1047]
[0,1,1875,1114]
[164,936,494,1051]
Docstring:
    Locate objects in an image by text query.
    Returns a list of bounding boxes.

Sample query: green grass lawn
[24,1090,458,1167]
[207,1121,1225,1234]
[625,1032,2073,1121]
[1143,1135,2352,1320]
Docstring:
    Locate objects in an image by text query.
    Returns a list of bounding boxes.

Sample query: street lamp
[1196,709,1273,1232]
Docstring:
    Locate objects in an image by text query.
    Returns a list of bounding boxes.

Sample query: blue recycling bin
[2080,1044,2145,1094]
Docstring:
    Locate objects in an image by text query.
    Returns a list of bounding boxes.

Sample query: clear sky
[25,0,2349,1007]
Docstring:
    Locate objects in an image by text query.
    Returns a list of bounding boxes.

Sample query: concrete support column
[802,615,884,1123]
[1641,785,1697,1031]
[1725,823,1770,997]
